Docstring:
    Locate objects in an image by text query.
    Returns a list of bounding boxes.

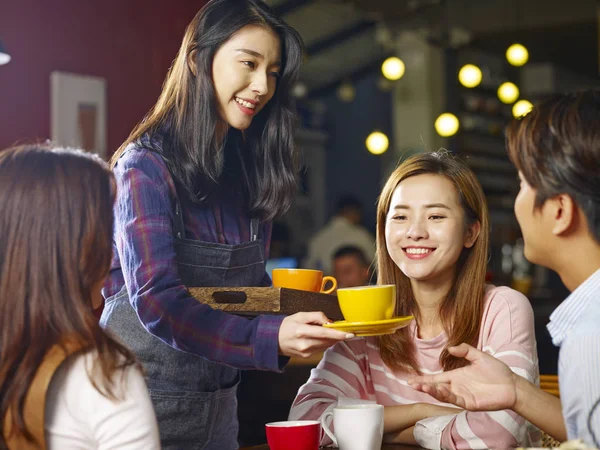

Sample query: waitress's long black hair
[111,0,303,221]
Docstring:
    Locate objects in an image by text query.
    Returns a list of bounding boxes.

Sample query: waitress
[100,0,351,449]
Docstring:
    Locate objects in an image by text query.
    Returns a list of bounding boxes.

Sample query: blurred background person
[332,245,373,288]
[304,195,375,274]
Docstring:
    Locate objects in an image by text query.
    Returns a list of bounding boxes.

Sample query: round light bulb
[337,82,355,102]
[366,131,389,155]
[377,76,394,92]
[435,113,460,137]
[381,57,405,81]
[506,43,529,67]
[0,52,10,65]
[458,64,482,88]
[292,82,307,98]
[497,82,520,104]
[512,99,534,118]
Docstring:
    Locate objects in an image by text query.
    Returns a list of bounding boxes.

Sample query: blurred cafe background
[1,0,598,445]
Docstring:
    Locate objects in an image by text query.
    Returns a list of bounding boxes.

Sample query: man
[409,90,600,446]
[304,196,375,274]
[332,246,372,288]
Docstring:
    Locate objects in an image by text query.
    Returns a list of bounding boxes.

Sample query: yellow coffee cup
[272,269,337,294]
[336,284,396,322]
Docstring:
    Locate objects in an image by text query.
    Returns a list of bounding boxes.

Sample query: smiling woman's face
[211,25,281,131]
[385,173,478,286]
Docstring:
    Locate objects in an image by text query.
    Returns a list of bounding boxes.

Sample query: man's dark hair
[506,90,600,243]
[335,195,362,215]
[333,245,369,267]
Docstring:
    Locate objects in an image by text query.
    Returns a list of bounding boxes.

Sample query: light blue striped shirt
[547,268,600,446]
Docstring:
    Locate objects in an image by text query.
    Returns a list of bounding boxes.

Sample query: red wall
[0,0,207,154]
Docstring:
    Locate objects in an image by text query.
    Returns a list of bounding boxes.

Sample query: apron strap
[137,147,257,243]
[250,218,259,242]
[173,192,186,240]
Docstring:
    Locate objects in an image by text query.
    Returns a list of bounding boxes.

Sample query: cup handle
[320,276,337,294]
[321,410,337,447]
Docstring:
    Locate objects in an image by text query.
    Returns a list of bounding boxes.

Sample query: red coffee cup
[265,420,322,450]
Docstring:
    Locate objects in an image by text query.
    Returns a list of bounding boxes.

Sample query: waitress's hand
[278,312,354,358]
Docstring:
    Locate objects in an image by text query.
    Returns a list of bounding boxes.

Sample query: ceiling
[263,0,599,97]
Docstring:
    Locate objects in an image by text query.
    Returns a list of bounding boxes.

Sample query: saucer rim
[323,316,414,328]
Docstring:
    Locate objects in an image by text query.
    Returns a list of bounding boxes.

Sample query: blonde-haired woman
[289,151,540,449]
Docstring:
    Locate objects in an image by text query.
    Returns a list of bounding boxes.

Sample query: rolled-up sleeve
[114,150,284,371]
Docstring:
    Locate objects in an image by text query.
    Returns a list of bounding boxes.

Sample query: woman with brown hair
[0,145,159,449]
[290,151,539,449]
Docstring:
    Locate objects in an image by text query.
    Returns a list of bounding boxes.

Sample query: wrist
[408,403,421,422]
[384,403,423,434]
[410,403,432,422]
[513,372,531,413]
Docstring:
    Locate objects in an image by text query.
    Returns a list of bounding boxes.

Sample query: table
[242,445,423,449]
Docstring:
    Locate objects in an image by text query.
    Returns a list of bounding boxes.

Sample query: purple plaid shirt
[103,142,286,371]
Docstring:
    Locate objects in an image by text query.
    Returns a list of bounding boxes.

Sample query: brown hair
[376,151,489,373]
[0,145,137,446]
[507,90,600,243]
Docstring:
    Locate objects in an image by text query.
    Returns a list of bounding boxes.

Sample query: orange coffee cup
[272,269,337,294]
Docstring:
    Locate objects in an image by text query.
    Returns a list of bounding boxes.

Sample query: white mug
[321,404,384,450]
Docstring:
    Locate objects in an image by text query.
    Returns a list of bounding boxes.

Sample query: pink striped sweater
[289,285,540,449]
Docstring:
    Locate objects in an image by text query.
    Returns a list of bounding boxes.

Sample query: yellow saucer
[323,316,414,336]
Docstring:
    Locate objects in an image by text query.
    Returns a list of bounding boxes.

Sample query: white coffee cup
[321,404,384,450]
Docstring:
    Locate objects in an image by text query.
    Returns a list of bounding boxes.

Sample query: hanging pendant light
[506,43,529,67]
[435,113,460,137]
[337,80,355,103]
[366,131,389,155]
[0,40,11,65]
[497,82,519,104]
[506,0,529,67]
[381,57,405,81]
[292,82,307,98]
[512,99,533,118]
[458,64,482,88]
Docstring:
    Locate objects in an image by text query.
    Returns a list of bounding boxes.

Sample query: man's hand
[408,344,518,411]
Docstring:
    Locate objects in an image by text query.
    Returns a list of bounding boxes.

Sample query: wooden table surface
[242,444,422,449]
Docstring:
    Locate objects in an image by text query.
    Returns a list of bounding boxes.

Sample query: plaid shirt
[103,141,285,371]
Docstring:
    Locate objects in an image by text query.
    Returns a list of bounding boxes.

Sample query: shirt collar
[547,268,600,347]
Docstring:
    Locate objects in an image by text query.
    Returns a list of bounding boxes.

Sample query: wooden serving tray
[187,287,343,321]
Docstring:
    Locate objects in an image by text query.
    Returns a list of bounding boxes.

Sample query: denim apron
[100,184,265,450]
